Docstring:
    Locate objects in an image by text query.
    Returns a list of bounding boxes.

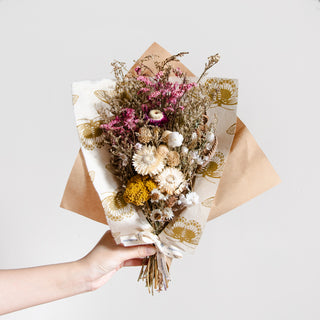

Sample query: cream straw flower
[155,167,186,195]
[149,109,163,120]
[133,145,165,176]
[167,132,184,148]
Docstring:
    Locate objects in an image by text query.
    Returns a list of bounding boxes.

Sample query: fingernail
[146,246,156,255]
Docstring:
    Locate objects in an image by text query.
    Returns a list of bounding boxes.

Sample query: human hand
[79,230,156,291]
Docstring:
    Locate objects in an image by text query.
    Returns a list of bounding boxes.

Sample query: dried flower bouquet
[72,51,238,293]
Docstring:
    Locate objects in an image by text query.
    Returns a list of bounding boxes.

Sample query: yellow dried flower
[145,179,157,193]
[167,151,180,167]
[123,175,157,206]
[138,127,152,144]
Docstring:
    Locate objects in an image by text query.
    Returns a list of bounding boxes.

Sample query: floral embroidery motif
[201,196,215,208]
[198,151,225,181]
[72,95,79,105]
[226,123,237,135]
[206,78,238,107]
[164,217,202,246]
[102,191,135,221]
[77,118,104,150]
[94,90,111,104]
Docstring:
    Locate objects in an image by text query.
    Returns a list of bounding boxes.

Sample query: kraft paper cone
[60,42,280,224]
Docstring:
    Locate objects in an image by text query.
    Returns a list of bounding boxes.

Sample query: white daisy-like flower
[167,132,184,148]
[150,209,163,221]
[163,207,174,220]
[133,145,165,176]
[178,192,200,207]
[150,188,167,202]
[150,207,174,221]
[155,167,186,195]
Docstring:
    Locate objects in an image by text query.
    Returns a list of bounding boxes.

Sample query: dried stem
[197,53,220,83]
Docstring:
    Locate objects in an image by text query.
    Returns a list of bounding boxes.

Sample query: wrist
[71,259,94,293]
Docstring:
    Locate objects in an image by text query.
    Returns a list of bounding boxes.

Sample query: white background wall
[0,0,319,319]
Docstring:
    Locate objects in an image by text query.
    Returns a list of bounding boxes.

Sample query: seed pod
[167,151,180,167]
[138,127,152,144]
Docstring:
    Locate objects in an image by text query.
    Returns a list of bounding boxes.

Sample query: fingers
[123,258,147,267]
[121,245,156,261]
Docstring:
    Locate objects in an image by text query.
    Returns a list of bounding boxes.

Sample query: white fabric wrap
[72,78,238,279]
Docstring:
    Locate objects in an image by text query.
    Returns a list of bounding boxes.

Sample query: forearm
[0,260,90,315]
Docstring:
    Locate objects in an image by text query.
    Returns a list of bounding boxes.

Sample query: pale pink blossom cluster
[135,68,197,116]
[100,108,139,136]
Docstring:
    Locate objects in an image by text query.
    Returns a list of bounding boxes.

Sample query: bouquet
[72,51,238,293]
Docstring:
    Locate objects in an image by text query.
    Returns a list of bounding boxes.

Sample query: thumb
[119,245,156,261]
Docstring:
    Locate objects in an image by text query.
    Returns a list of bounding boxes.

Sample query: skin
[0,231,156,315]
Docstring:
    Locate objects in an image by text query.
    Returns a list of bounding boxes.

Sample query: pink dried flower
[138,87,150,94]
[146,109,168,126]
[100,108,139,136]
[137,75,153,86]
[155,71,164,79]
[135,66,141,75]
[148,91,161,99]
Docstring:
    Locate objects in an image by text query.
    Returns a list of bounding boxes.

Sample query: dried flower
[181,146,189,154]
[206,131,215,143]
[135,143,143,150]
[167,132,184,148]
[146,109,168,126]
[138,127,152,144]
[100,108,139,141]
[178,192,199,207]
[133,145,165,176]
[150,188,167,202]
[167,151,180,167]
[155,167,186,195]
[161,130,172,143]
[150,209,163,221]
[150,207,174,221]
[123,175,156,206]
[156,144,169,158]
[163,207,174,220]
[166,195,178,208]
[144,178,157,192]
[152,126,161,141]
